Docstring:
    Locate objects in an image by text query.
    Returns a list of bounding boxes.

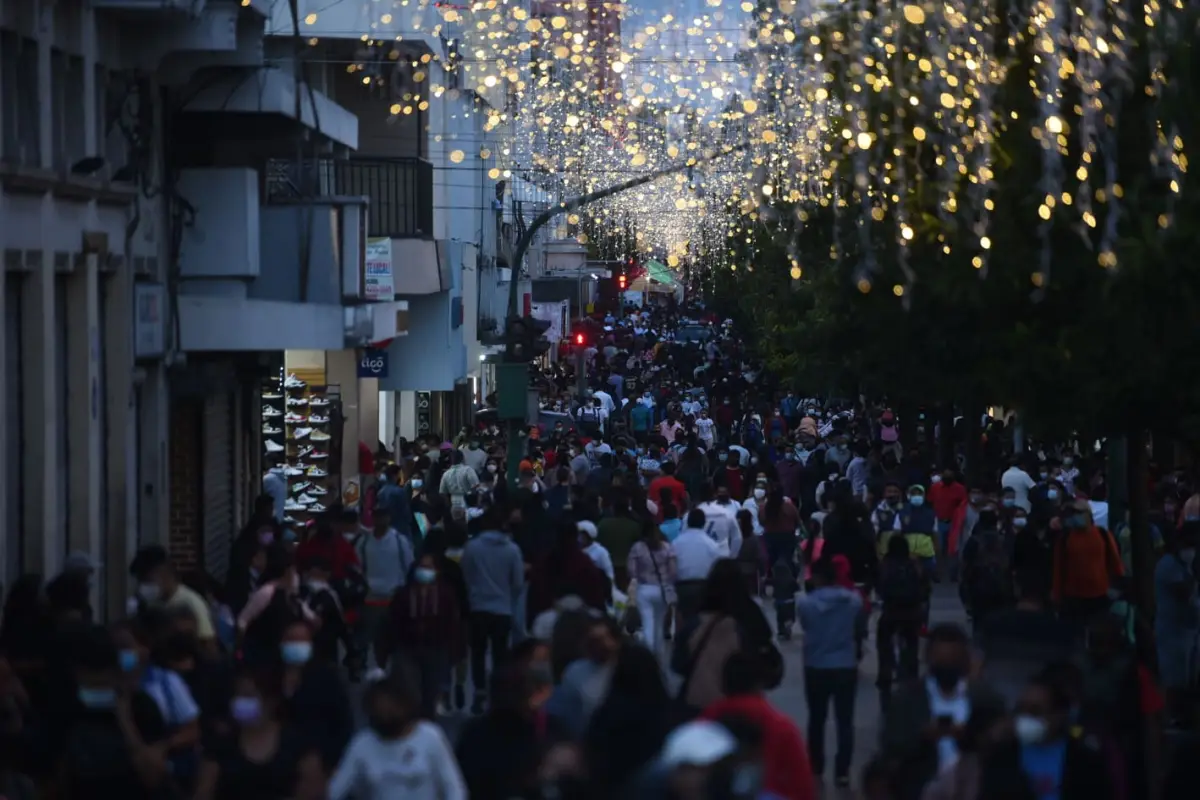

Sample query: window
[0,31,41,166]
[51,49,86,171]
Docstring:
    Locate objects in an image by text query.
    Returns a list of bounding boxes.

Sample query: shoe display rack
[276,371,334,522]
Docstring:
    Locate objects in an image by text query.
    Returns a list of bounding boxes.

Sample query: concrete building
[1,0,182,615]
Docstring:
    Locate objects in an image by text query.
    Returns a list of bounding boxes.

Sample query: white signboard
[364,237,394,300]
[530,301,566,342]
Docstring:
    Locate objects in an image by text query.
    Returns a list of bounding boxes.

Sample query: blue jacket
[376,482,413,537]
[796,586,864,669]
[462,530,525,616]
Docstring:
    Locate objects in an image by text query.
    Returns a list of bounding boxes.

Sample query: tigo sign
[357,348,389,378]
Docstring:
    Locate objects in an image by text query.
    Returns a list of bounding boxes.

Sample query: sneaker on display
[262,406,282,417]
[263,425,282,435]
[309,485,328,496]
[262,392,283,400]
[287,396,308,407]
[296,445,315,459]
[309,397,330,407]
[284,374,306,389]
[308,450,329,460]
[309,502,326,513]
[308,414,329,424]
[310,430,331,442]
[284,466,304,477]
[296,493,317,506]
[284,412,306,424]
[283,515,297,525]
[306,466,328,477]
[284,500,304,512]
[264,440,284,453]
[292,427,313,440]
[290,481,312,494]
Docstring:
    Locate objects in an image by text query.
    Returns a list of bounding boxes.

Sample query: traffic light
[503,314,553,362]
[618,273,627,290]
[575,332,585,345]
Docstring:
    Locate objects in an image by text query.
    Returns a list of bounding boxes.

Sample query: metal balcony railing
[264,156,433,239]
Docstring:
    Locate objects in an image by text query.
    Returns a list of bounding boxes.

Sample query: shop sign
[134,283,166,359]
[364,237,394,301]
[357,348,389,378]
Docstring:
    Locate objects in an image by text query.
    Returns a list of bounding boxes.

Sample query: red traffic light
[575,333,585,345]
[618,274,627,289]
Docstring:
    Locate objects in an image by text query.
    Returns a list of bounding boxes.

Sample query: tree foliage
[716,3,1200,444]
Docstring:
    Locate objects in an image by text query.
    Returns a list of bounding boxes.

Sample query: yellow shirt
[166,583,216,641]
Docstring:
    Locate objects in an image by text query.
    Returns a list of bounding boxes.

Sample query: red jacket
[647,475,687,520]
[929,480,967,523]
[295,534,360,580]
[701,694,817,800]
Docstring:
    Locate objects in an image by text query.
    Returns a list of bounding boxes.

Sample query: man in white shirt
[672,508,722,625]
[592,388,616,415]
[1000,459,1037,512]
[577,398,609,435]
[696,486,742,557]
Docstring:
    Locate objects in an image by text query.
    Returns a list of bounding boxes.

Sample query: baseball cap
[64,551,101,573]
[660,721,738,767]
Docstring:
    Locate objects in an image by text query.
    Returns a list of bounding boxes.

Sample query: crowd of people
[0,301,1198,799]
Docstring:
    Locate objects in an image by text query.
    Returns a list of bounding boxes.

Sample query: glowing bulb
[789,266,801,279]
[903,5,926,24]
[913,126,927,142]
[1046,116,1064,134]
[449,150,465,164]
[901,225,914,240]
[980,236,992,250]
[856,132,872,150]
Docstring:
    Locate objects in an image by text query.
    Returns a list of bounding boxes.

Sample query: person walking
[627,519,677,654]
[795,557,865,788]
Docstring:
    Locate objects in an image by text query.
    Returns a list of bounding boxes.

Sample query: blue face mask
[1047,489,1060,501]
[1002,497,1015,508]
[280,642,312,666]
[78,687,118,710]
[909,495,925,507]
[414,567,437,585]
[118,649,139,673]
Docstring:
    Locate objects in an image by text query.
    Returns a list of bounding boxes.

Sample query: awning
[182,68,358,149]
[644,259,678,286]
[629,276,673,293]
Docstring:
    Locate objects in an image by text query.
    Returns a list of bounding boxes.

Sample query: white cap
[660,721,738,767]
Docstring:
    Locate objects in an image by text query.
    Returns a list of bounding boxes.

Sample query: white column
[67,253,103,573]
[21,251,60,575]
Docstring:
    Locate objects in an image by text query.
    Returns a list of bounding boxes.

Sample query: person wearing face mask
[377,553,464,720]
[899,486,938,576]
[275,617,354,770]
[713,449,747,502]
[1152,520,1200,724]
[1001,458,1038,513]
[56,625,173,799]
[376,464,415,541]
[328,672,465,799]
[1051,502,1124,625]
[237,546,317,666]
[880,624,1005,800]
[193,668,323,799]
[978,672,1113,800]
[129,545,219,655]
[297,556,353,666]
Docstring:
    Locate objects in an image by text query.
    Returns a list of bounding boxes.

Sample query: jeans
[512,583,529,644]
[399,646,451,718]
[637,583,670,654]
[675,580,706,630]
[803,667,857,777]
[765,531,798,572]
[355,602,390,669]
[469,611,512,695]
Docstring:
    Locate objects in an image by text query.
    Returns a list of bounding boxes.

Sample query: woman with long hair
[626,518,677,654]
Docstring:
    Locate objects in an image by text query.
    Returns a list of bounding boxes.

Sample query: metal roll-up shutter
[202,391,236,581]
[5,280,24,581]
[56,279,70,552]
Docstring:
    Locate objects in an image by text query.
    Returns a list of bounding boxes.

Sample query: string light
[314,0,1188,289]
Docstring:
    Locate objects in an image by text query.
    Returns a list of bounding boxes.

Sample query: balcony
[174,166,409,351]
[265,156,433,239]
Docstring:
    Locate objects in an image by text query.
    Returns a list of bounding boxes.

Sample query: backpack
[968,530,1012,604]
[880,558,923,609]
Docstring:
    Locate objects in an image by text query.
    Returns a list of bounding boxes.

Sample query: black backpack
[968,530,1012,604]
[880,558,923,609]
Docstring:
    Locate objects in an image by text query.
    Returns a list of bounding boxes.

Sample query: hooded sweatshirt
[795,585,864,670]
[461,530,525,616]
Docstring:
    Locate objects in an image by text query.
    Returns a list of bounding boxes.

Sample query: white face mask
[486,463,498,473]
[410,478,424,489]
[138,583,161,603]
[753,488,766,500]
[1014,714,1049,745]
